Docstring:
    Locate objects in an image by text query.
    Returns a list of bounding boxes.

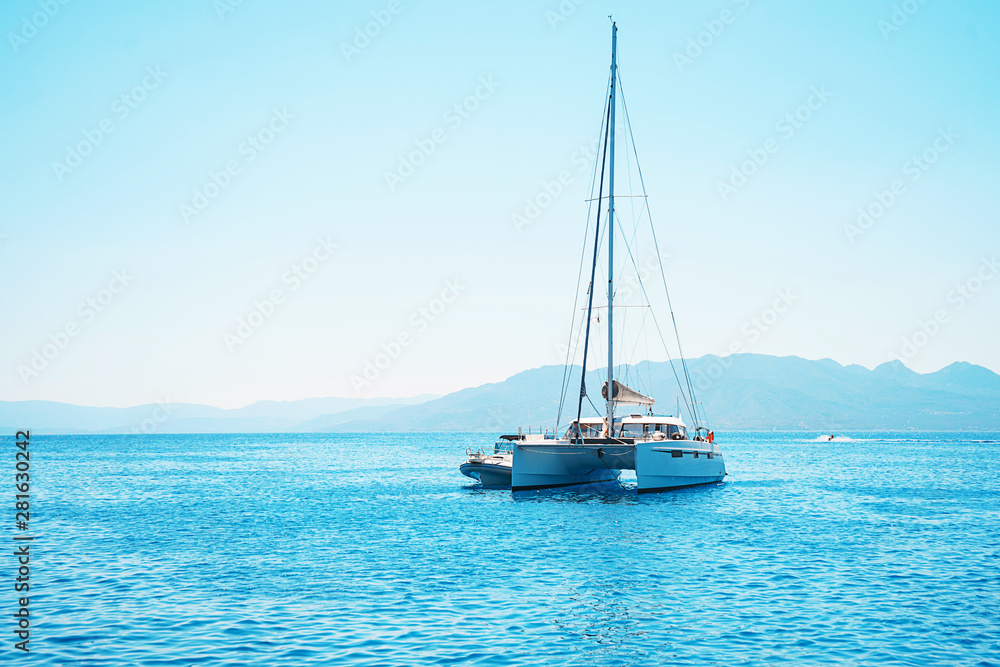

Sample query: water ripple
[21,431,1000,664]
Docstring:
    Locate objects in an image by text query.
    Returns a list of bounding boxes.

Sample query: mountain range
[2,354,997,434]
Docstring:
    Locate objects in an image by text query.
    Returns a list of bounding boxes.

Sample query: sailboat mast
[606,21,617,437]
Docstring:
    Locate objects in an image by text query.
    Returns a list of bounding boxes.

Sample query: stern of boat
[634,440,726,493]
[511,440,628,491]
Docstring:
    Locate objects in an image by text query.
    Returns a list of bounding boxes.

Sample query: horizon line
[3,353,994,411]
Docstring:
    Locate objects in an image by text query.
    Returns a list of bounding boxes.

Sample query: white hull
[512,437,725,493]
[511,443,626,491]
[634,441,725,493]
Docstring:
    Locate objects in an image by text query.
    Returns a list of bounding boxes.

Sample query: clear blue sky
[2,0,998,408]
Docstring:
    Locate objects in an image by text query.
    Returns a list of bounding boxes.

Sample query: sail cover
[601,380,655,406]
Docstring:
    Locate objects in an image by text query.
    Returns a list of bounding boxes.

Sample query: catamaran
[461,21,726,493]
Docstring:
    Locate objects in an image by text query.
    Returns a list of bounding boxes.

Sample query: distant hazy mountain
[323,355,1000,432]
[0,395,437,435]
[3,355,997,434]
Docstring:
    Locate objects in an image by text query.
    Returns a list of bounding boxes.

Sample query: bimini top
[601,380,654,406]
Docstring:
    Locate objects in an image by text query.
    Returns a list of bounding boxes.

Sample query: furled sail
[601,380,654,406]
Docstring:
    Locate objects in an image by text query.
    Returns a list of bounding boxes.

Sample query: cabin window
[667,424,687,440]
[622,424,645,438]
[693,452,699,458]
[706,453,713,459]
[566,424,601,439]
[671,450,683,458]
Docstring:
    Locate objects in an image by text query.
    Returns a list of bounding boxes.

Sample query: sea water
[16,431,1000,665]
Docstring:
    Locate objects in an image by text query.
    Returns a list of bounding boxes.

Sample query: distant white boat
[464,21,727,493]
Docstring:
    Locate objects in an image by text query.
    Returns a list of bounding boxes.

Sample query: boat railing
[465,442,514,461]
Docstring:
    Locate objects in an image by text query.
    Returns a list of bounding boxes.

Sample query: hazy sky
[2,0,998,408]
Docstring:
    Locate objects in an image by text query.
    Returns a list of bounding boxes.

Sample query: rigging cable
[574,89,614,433]
[611,208,696,424]
[556,73,612,431]
[617,70,705,431]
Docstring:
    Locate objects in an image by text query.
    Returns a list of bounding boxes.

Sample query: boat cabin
[565,415,688,441]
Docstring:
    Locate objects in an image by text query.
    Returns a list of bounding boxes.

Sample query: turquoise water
[16,432,1000,665]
